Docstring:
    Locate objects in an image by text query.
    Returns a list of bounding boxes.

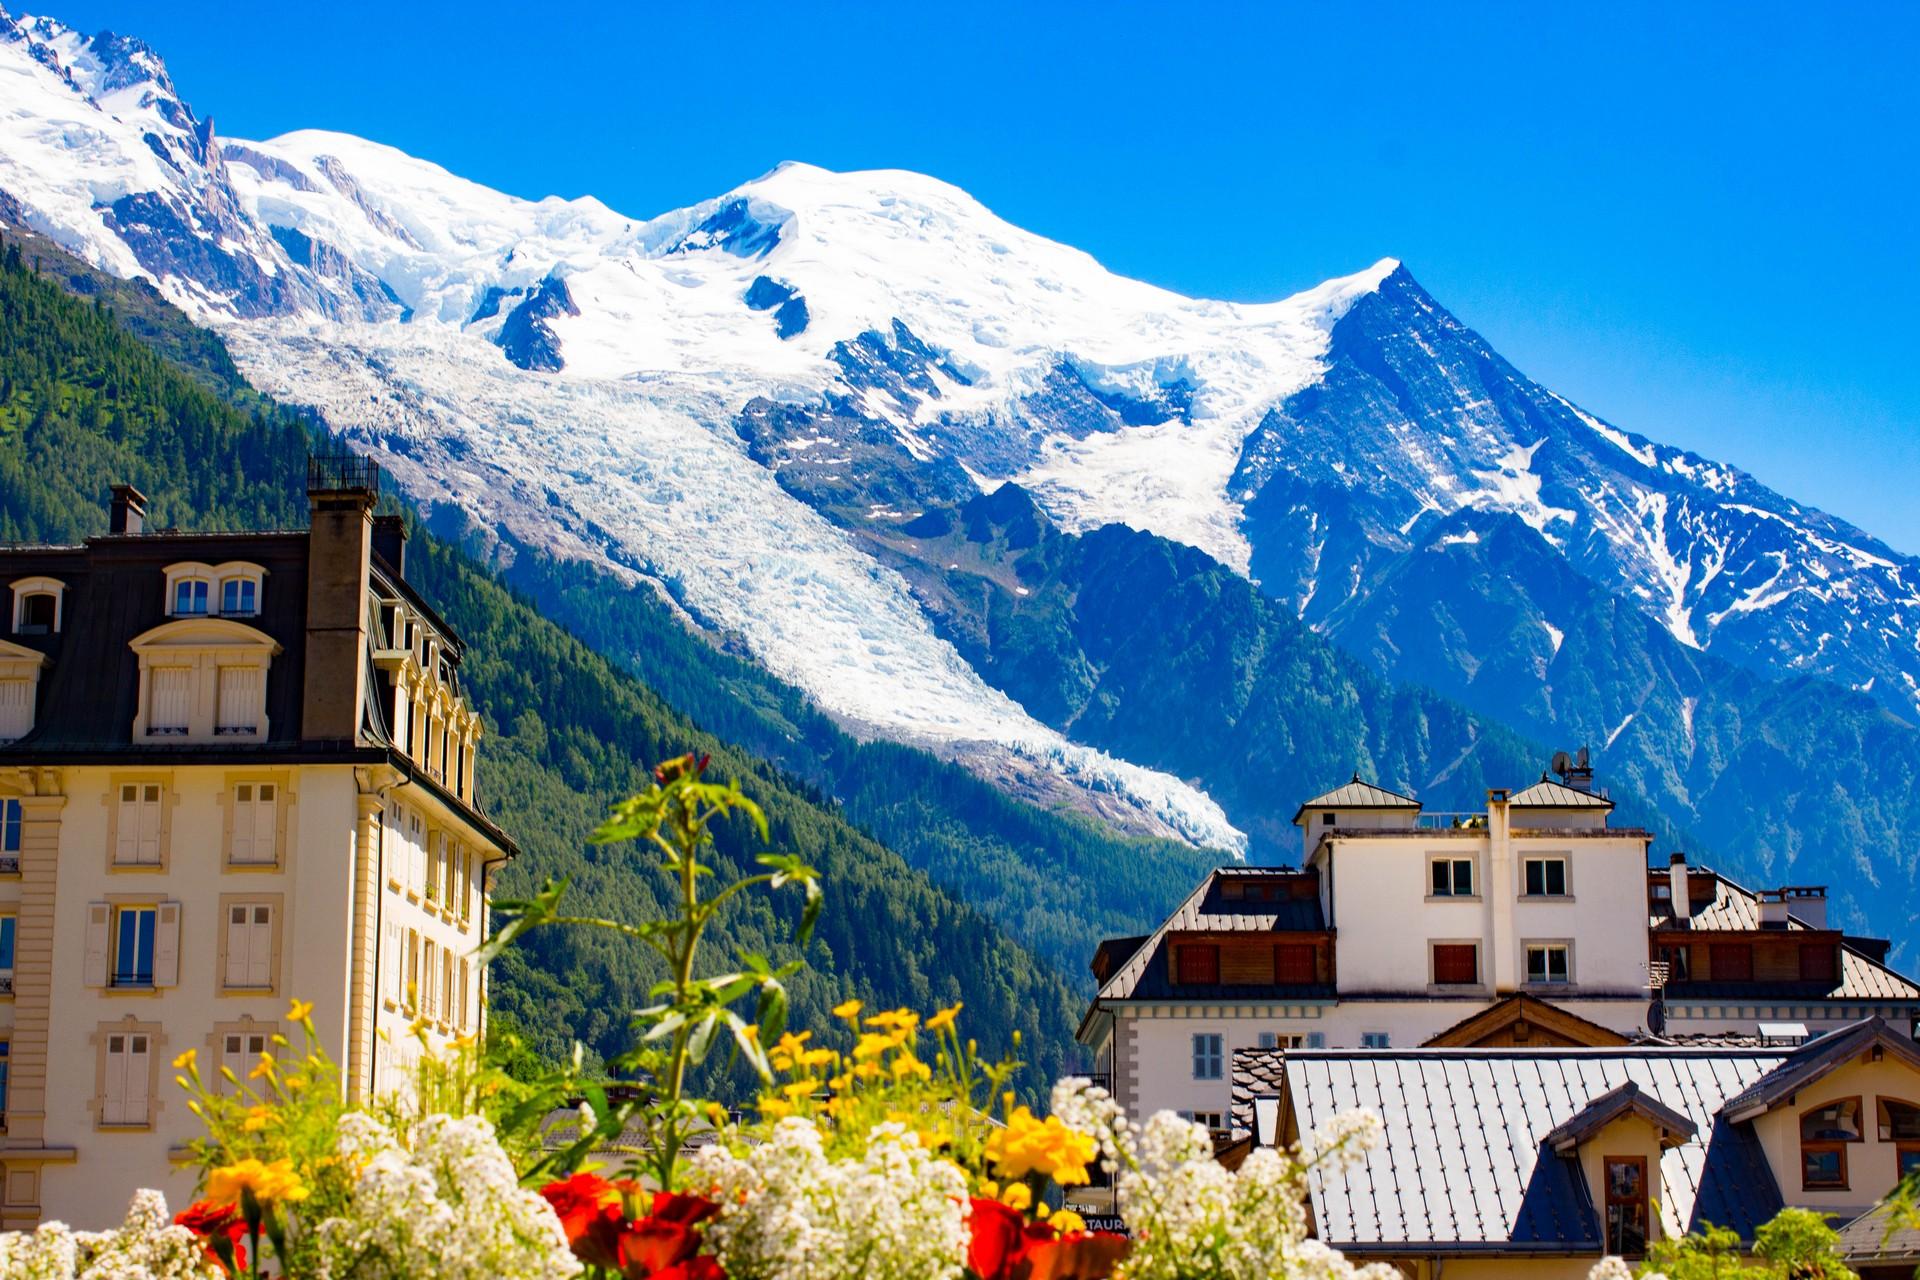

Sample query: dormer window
[10,577,65,635]
[173,578,209,616]
[221,577,257,617]
[129,617,280,744]
[166,563,264,619]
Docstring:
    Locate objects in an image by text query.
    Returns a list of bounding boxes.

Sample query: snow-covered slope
[4,3,1918,862]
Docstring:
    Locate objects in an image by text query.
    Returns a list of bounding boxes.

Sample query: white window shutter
[104,1035,128,1122]
[232,785,255,861]
[124,1034,150,1122]
[84,902,110,986]
[151,667,190,731]
[115,787,137,862]
[0,677,31,739]
[136,786,161,863]
[224,904,248,987]
[256,785,277,862]
[153,902,180,986]
[249,905,272,988]
[216,666,259,733]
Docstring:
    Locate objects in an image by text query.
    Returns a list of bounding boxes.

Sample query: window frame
[1524,940,1573,986]
[93,1017,164,1130]
[0,911,15,994]
[1191,1032,1224,1081]
[111,904,159,988]
[1877,1096,1920,1143]
[1521,854,1570,898]
[1361,1031,1391,1049]
[9,577,65,635]
[1431,941,1481,987]
[1,796,20,856]
[1800,1095,1863,1190]
[108,778,169,870]
[1429,855,1477,899]
[216,894,283,994]
[1603,1155,1650,1257]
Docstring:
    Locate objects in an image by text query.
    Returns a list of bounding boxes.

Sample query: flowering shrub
[0,1190,217,1279]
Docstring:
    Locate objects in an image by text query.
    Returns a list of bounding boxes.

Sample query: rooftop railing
[307,453,381,496]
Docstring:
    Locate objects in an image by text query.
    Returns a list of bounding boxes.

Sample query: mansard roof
[1086,868,1330,1005]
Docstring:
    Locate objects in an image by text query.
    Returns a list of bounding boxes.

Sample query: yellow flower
[757,1097,793,1118]
[985,1106,1097,1186]
[1051,1210,1088,1235]
[248,1053,277,1081]
[241,1106,274,1133]
[864,1008,919,1032]
[979,1179,1000,1200]
[925,1003,963,1033]
[889,1055,931,1082]
[781,1078,821,1099]
[207,1157,308,1207]
[172,1049,197,1072]
[832,999,863,1020]
[286,998,314,1024]
[999,1182,1033,1211]
[853,1032,898,1061]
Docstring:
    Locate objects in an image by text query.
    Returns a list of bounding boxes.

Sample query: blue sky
[60,0,1920,550]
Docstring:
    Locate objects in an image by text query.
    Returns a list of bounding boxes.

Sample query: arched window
[9,577,65,635]
[1800,1097,1861,1190]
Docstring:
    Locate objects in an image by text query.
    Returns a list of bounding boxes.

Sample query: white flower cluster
[311,1112,582,1280]
[690,1117,970,1280]
[1052,1078,1399,1280]
[1589,1258,1669,1280]
[0,1189,218,1280]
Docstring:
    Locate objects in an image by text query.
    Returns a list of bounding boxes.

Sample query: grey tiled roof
[1283,1047,1787,1251]
[1230,1047,1289,1137]
[1292,776,1419,823]
[1509,778,1614,809]
[1836,1201,1920,1264]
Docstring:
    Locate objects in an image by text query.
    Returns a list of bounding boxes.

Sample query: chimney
[1487,788,1515,991]
[302,456,378,743]
[371,514,407,579]
[1668,852,1689,915]
[1758,892,1790,929]
[109,484,147,535]
[1792,887,1828,930]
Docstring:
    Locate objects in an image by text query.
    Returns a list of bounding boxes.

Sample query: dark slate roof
[1091,869,1329,1002]
[1283,1047,1787,1251]
[1541,1082,1696,1151]
[1231,1046,1289,1138]
[1292,775,1419,824]
[1722,1017,1920,1121]
[1509,777,1614,809]
[1836,1201,1920,1264]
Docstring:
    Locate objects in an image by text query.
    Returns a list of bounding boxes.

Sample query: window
[1177,943,1220,985]
[422,941,439,1020]
[1321,813,1334,826]
[1604,1157,1649,1256]
[1275,943,1316,984]
[1800,945,1836,983]
[231,783,277,865]
[1192,1033,1223,1080]
[101,1031,152,1126]
[112,906,157,987]
[441,950,454,1025]
[1525,943,1571,985]
[442,836,459,909]
[1878,1098,1920,1142]
[457,849,472,923]
[223,903,273,989]
[0,1040,9,1125]
[172,578,209,616]
[458,959,471,1032]
[15,592,55,635]
[1656,944,1691,983]
[1259,1032,1312,1050]
[115,784,163,865]
[1523,856,1568,897]
[1430,857,1475,897]
[1901,1147,1920,1181]
[1361,1032,1391,1049]
[0,679,31,742]
[147,668,191,736]
[1179,1110,1225,1130]
[215,666,261,735]
[1433,943,1480,986]
[405,930,421,1012]
[0,913,14,993]
[1801,1097,1861,1189]
[219,1028,272,1091]
[220,577,257,616]
[1711,944,1754,982]
[2,797,19,856]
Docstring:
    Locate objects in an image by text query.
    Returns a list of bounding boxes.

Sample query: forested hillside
[0,230,1149,1086]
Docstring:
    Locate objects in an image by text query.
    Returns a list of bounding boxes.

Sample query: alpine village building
[0,462,515,1227]
[1078,765,1920,1274]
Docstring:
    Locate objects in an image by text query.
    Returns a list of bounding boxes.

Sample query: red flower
[966,1197,1127,1280]
[174,1200,248,1276]
[541,1173,629,1270]
[620,1192,721,1279]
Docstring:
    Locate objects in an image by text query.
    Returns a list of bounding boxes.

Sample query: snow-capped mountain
[4,6,1919,895]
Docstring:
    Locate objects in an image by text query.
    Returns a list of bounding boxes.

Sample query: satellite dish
[1551,750,1571,777]
[1576,746,1590,769]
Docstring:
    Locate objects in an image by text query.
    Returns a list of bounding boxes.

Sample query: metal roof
[1280,1047,1787,1250]
[1292,775,1420,824]
[1836,1201,1920,1264]
[1541,1081,1696,1152]
[1509,777,1614,809]
[1722,1017,1920,1121]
